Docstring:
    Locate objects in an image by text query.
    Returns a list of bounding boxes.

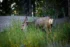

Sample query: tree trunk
[68,0,70,17]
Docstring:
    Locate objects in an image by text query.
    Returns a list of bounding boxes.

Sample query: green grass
[0,19,70,47]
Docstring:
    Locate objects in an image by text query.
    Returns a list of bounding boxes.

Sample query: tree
[0,0,68,17]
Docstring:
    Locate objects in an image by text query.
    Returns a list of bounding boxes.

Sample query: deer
[34,16,54,32]
[21,16,54,33]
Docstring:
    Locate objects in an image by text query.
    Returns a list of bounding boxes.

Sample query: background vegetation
[0,0,68,18]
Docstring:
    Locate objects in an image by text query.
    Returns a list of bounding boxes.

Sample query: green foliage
[35,0,67,17]
[52,23,70,42]
[0,19,70,47]
[0,0,67,17]
[46,8,55,16]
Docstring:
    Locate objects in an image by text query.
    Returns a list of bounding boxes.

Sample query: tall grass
[0,19,70,47]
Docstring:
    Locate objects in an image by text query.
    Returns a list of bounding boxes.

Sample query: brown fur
[35,16,53,32]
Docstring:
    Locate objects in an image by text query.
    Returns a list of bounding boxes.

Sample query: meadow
[0,19,70,47]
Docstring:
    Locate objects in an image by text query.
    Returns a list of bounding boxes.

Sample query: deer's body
[35,16,54,32]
